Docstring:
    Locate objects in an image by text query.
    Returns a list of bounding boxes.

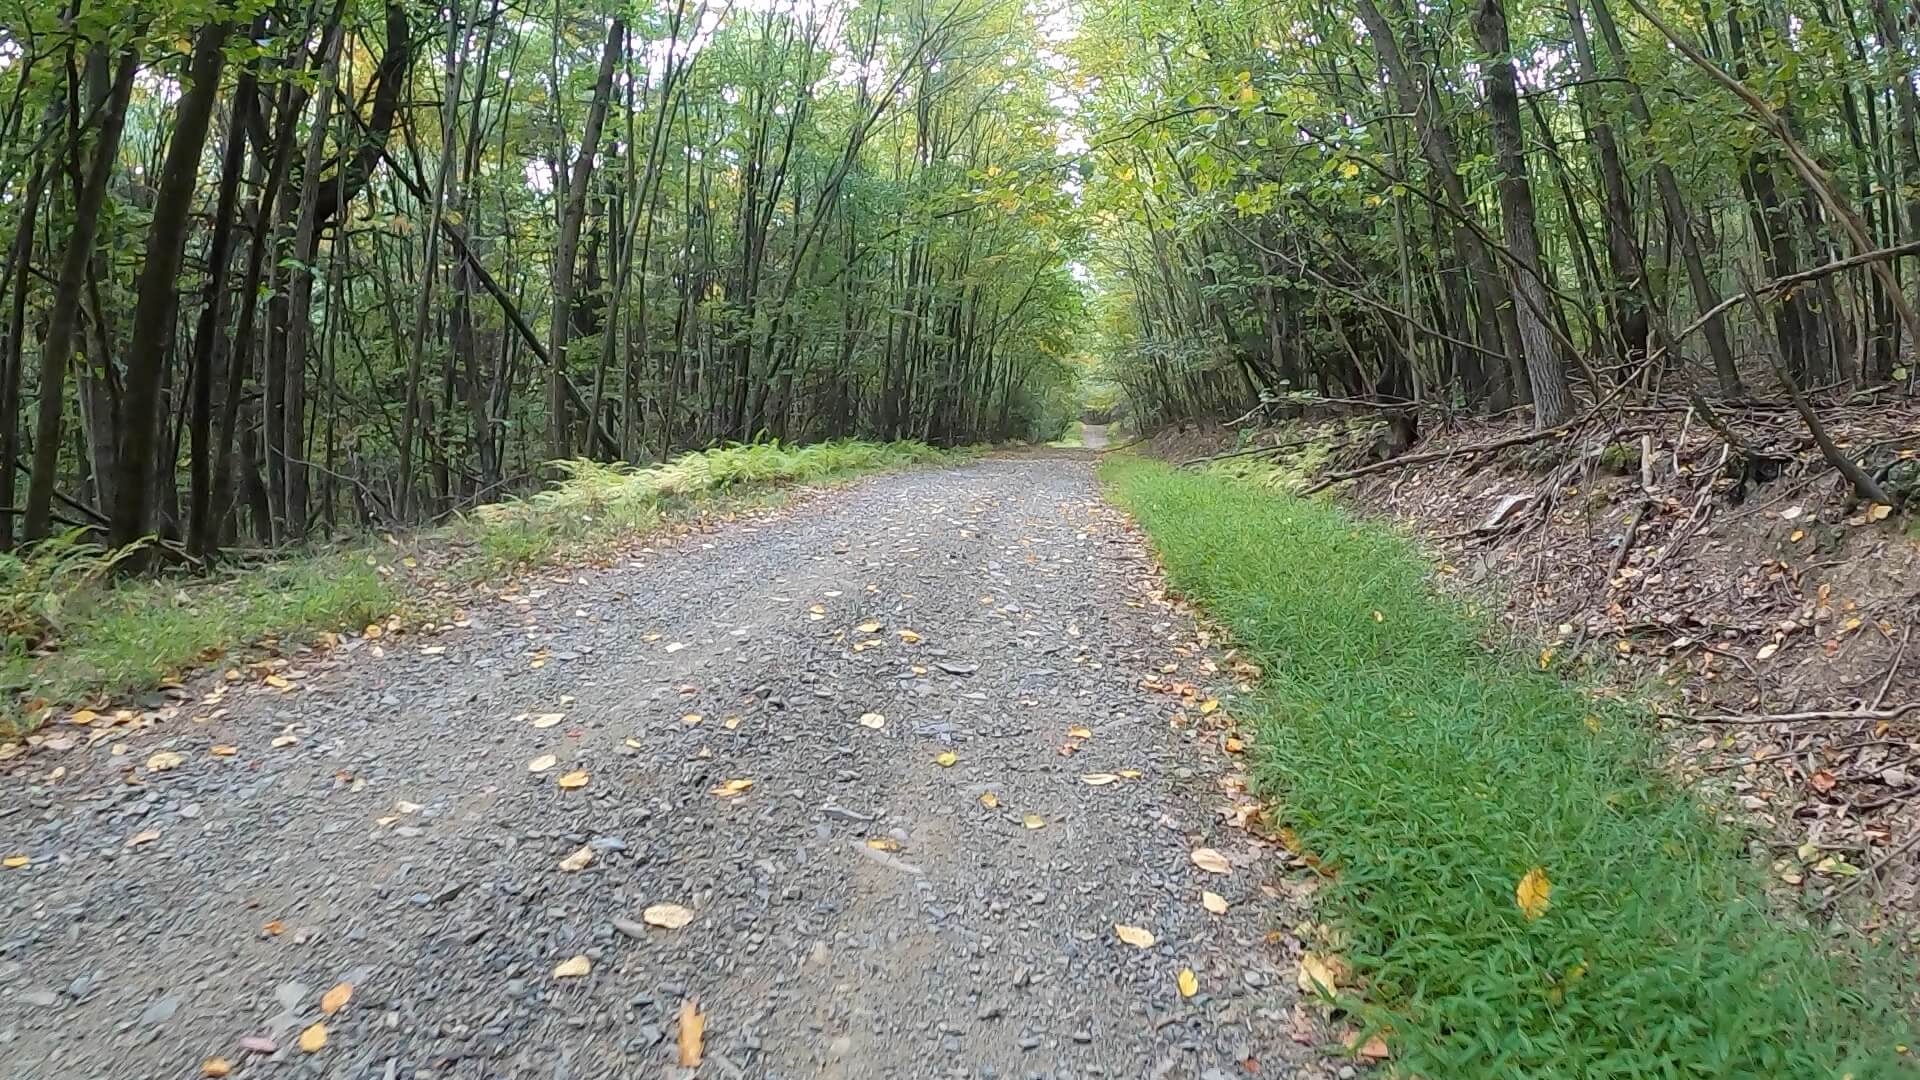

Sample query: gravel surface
[1,456,1320,1079]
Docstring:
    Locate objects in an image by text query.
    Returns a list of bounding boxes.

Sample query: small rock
[16,990,59,1009]
[138,995,179,1025]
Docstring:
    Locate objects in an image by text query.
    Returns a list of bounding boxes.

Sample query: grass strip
[1101,455,1909,1078]
[4,439,954,731]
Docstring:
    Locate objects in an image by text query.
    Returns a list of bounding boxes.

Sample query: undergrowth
[1101,456,1910,1078]
[3,439,950,730]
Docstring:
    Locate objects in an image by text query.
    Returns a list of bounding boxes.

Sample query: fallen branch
[1822,829,1920,911]
[1096,433,1150,454]
[1674,702,1920,726]
[1298,415,1589,494]
[1179,436,1321,468]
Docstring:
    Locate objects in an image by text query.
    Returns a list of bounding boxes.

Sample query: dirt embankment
[1142,402,1920,918]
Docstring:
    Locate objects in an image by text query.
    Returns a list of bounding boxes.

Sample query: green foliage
[0,529,143,655]
[1102,456,1911,1077]
[461,439,957,571]
[2,550,393,729]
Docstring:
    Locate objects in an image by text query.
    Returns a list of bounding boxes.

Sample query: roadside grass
[1100,455,1910,1077]
[3,439,953,731]
[1047,422,1086,448]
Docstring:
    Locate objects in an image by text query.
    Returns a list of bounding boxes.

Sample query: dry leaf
[1199,698,1220,715]
[681,713,704,726]
[527,754,557,773]
[146,750,184,772]
[1809,770,1838,794]
[857,621,882,633]
[126,829,161,848]
[1022,814,1046,829]
[933,750,958,767]
[320,983,352,1016]
[261,919,285,936]
[865,836,900,852]
[1868,503,1893,522]
[1515,866,1552,921]
[559,846,595,872]
[1113,923,1156,948]
[270,734,300,749]
[1298,952,1341,995]
[201,1058,232,1078]
[530,713,565,729]
[979,792,1000,809]
[1067,726,1093,739]
[1190,848,1231,874]
[897,629,922,644]
[552,955,592,979]
[1081,773,1120,786]
[1348,1032,1390,1060]
[677,999,704,1066]
[1177,968,1198,998]
[1201,890,1228,915]
[3,855,29,869]
[556,771,589,789]
[711,778,754,798]
[643,903,695,929]
[1756,642,1780,661]
[858,712,886,729]
[297,1023,327,1053]
[210,745,237,757]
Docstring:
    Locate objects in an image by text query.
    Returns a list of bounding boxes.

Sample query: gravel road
[1,455,1320,1079]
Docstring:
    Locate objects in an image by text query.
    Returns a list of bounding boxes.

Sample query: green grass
[1100,456,1911,1078]
[3,439,954,730]
[1047,421,1087,448]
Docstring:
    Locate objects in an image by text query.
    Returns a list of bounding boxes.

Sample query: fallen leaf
[643,903,695,929]
[1223,737,1244,754]
[297,1023,327,1053]
[559,846,595,872]
[710,778,754,798]
[1022,813,1046,829]
[1298,952,1341,995]
[270,734,300,749]
[1201,890,1228,915]
[527,754,558,773]
[1199,698,1220,715]
[664,642,686,653]
[1515,866,1552,921]
[857,621,882,633]
[530,713,565,729]
[681,713,704,726]
[933,750,958,767]
[264,674,292,690]
[1868,503,1893,522]
[71,709,99,726]
[865,836,900,851]
[1809,770,1837,794]
[261,919,285,936]
[1114,923,1156,948]
[237,1036,277,1055]
[1177,968,1198,998]
[722,716,741,730]
[1190,848,1231,874]
[210,745,237,757]
[858,712,886,729]
[897,629,922,644]
[320,983,352,1016]
[979,792,1000,809]
[126,829,161,848]
[552,955,592,979]
[1756,642,1780,661]
[3,855,28,869]
[146,750,184,772]
[677,999,704,1066]
[1081,773,1120,786]
[1348,1032,1390,1060]
[556,771,589,789]
[201,1057,232,1078]
[1067,726,1093,739]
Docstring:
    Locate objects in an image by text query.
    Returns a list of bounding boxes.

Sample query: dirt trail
[1079,424,1110,450]
[0,457,1312,1079]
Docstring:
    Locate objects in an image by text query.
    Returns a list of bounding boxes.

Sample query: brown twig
[1674,702,1920,726]
[1822,829,1920,911]
[1874,626,1912,712]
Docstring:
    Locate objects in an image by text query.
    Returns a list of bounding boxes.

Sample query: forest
[0,0,1085,562]
[0,0,1916,563]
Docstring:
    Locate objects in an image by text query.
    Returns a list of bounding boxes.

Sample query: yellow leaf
[643,903,695,929]
[146,751,184,772]
[722,716,741,730]
[858,712,886,729]
[201,1057,232,1078]
[1223,737,1244,754]
[531,713,565,728]
[270,734,300,748]
[3,855,29,869]
[556,771,589,789]
[1199,698,1219,715]
[559,846,594,872]
[681,713,704,726]
[979,792,1000,809]
[320,983,352,1016]
[677,999,705,1066]
[808,604,826,615]
[1789,529,1805,542]
[865,836,900,851]
[1114,923,1156,948]
[1868,503,1893,522]
[264,674,292,689]
[527,754,557,773]
[1201,890,1228,915]
[1340,160,1360,179]
[710,778,754,798]
[934,751,958,767]
[210,745,237,757]
[553,955,592,979]
[1022,814,1046,829]
[1119,769,1143,779]
[297,1023,327,1053]
[70,709,99,726]
[1177,968,1198,997]
[1516,866,1552,921]
[1190,848,1231,874]
[857,621,882,633]
[897,629,922,644]
[1081,773,1120,786]
[1298,951,1341,995]
[1067,726,1093,739]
